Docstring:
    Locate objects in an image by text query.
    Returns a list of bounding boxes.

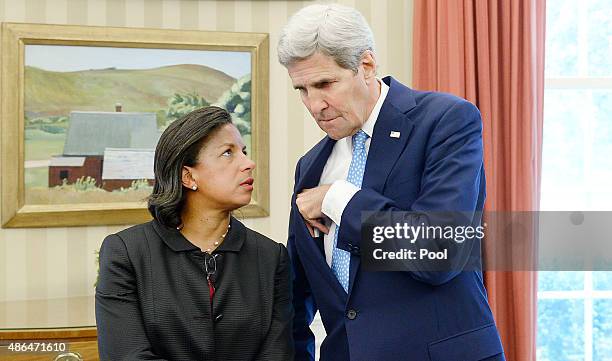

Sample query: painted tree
[214,74,251,136]
[165,91,210,126]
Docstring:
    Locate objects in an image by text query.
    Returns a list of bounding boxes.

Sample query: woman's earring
[192,185,198,191]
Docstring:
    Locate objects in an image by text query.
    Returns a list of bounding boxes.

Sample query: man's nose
[305,92,327,115]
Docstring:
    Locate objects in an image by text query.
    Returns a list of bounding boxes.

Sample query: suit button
[351,245,360,255]
[346,309,357,320]
[214,314,223,323]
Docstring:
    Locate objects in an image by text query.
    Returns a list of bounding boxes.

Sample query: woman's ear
[181,166,197,190]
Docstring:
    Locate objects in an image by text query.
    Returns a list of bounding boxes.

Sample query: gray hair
[278,4,375,72]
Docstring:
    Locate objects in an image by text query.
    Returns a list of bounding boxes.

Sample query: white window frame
[538,1,612,360]
[538,273,612,361]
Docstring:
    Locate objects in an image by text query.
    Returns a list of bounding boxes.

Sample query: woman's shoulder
[246,228,284,250]
[241,225,289,275]
[102,221,156,253]
[111,222,153,243]
[234,219,287,258]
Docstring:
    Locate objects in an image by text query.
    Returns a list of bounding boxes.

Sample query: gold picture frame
[1,22,269,228]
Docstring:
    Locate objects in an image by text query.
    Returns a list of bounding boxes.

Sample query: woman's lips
[240,177,254,190]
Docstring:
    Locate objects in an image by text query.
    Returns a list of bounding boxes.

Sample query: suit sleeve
[95,234,167,361]
[288,158,319,361]
[338,99,485,286]
[255,244,295,360]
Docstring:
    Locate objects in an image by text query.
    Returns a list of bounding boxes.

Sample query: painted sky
[25,45,251,79]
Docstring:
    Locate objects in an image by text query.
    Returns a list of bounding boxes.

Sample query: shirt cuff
[322,180,360,226]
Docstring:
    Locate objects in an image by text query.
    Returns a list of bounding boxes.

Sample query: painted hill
[25,64,236,117]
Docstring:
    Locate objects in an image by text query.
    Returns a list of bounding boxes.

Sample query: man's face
[287,52,376,140]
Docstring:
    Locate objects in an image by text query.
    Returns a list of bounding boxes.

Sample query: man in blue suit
[278,4,505,361]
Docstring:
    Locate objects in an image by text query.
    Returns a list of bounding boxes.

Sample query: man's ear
[181,166,195,189]
[361,50,377,81]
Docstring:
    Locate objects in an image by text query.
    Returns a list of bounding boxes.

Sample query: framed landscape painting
[1,22,269,227]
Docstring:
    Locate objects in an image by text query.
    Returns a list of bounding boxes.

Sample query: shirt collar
[153,216,246,253]
[361,78,390,138]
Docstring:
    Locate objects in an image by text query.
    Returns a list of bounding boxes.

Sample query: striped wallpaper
[0,0,413,312]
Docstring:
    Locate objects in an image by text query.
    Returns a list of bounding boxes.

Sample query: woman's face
[183,123,255,210]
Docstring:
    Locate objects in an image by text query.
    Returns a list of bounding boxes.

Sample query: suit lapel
[295,136,335,192]
[348,76,417,296]
[294,136,349,299]
[362,77,416,193]
[361,105,414,192]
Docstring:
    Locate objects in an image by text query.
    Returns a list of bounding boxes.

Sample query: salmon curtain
[412,1,546,361]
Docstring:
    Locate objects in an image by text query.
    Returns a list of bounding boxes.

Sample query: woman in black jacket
[95,106,294,361]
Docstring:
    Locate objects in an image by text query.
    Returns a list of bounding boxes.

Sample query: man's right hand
[296,185,331,237]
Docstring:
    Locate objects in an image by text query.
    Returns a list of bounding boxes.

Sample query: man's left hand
[296,184,332,236]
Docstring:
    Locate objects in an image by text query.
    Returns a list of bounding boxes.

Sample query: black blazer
[95,217,294,361]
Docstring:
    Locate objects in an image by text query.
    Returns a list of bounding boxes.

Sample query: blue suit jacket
[287,77,505,361]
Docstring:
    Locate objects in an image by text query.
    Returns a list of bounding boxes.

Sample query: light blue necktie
[331,130,369,293]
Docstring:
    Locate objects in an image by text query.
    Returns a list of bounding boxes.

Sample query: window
[59,170,69,180]
[537,0,612,360]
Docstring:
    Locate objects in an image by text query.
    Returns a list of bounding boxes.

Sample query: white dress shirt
[319,79,390,266]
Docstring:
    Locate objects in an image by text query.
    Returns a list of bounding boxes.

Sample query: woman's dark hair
[148,106,232,228]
